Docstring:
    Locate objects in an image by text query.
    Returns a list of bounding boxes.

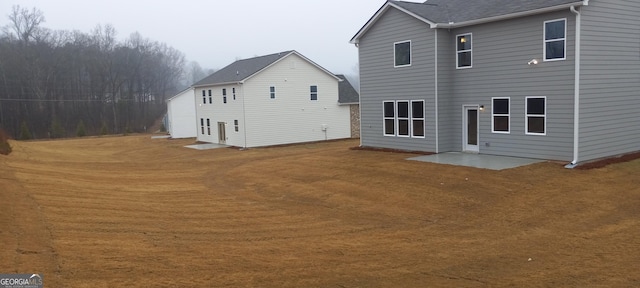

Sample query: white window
[310,85,318,101]
[206,118,211,135]
[202,90,206,104]
[456,33,472,68]
[232,88,236,100]
[492,97,510,133]
[411,100,425,138]
[200,118,204,134]
[394,40,411,67]
[234,120,239,132]
[397,101,410,137]
[222,88,227,104]
[383,101,395,136]
[526,97,546,135]
[383,100,425,138]
[544,19,566,61]
[208,89,212,104]
[269,86,276,99]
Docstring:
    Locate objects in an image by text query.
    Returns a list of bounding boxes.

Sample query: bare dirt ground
[1,135,639,287]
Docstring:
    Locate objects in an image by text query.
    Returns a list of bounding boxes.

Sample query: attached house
[350,0,640,167]
[166,87,197,138]
[336,74,361,138]
[193,51,351,148]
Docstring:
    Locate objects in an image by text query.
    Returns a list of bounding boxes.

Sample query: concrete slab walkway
[184,143,228,150]
[408,152,544,170]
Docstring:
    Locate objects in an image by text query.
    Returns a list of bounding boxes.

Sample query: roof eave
[433,1,586,29]
[192,81,242,88]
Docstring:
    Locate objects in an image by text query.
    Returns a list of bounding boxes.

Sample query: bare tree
[6,5,45,43]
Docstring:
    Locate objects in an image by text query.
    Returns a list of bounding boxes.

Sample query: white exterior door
[463,105,479,152]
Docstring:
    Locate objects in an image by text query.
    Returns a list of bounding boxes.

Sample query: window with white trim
[492,97,510,133]
[383,100,425,138]
[206,118,211,135]
[394,40,411,67]
[208,89,212,104]
[232,88,236,100]
[544,19,566,61]
[411,100,425,138]
[269,86,276,99]
[526,97,546,135]
[383,101,395,136]
[310,85,318,101]
[397,101,410,137]
[456,33,472,68]
[234,120,239,132]
[200,118,204,134]
[222,88,227,103]
[202,91,206,104]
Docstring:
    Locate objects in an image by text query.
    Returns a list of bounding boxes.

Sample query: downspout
[434,29,439,153]
[240,82,248,149]
[566,5,581,168]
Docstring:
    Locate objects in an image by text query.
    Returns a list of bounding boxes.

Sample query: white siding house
[193,51,351,148]
[166,87,197,138]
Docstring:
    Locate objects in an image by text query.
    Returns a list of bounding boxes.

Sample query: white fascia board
[433,2,585,29]
[350,2,437,44]
[192,82,240,89]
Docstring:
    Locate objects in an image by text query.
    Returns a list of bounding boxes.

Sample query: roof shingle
[193,51,293,86]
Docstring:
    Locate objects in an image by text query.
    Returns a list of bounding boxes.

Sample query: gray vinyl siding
[358,7,436,152]
[436,29,456,152]
[579,0,640,162]
[441,11,576,160]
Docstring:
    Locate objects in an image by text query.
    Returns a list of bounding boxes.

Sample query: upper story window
[232,88,236,100]
[544,19,566,61]
[394,40,411,67]
[310,85,318,101]
[202,90,206,104]
[269,86,276,99]
[222,88,227,104]
[492,97,510,133]
[456,33,472,68]
[208,89,212,104]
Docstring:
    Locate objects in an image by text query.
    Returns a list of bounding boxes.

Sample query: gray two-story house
[351,0,640,167]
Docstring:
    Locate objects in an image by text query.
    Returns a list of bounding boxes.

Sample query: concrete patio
[408,152,545,170]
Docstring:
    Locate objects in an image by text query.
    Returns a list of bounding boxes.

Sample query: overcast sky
[0,0,390,75]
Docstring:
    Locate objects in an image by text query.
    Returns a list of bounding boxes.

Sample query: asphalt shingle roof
[336,75,359,104]
[392,0,583,24]
[193,51,294,86]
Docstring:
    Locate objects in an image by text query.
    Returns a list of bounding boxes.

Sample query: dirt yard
[1,135,639,287]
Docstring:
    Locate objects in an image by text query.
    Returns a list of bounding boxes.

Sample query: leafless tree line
[0,6,186,138]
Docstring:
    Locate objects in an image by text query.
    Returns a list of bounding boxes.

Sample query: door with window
[217,122,226,144]
[463,105,479,152]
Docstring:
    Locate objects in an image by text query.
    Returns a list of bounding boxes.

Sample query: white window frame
[396,100,410,137]
[394,40,412,68]
[525,96,547,135]
[222,88,227,103]
[202,90,206,104]
[383,101,396,136]
[208,89,212,104]
[206,118,211,135]
[310,85,318,101]
[234,120,239,132]
[232,87,236,100]
[411,100,425,138]
[200,118,205,134]
[491,97,510,134]
[269,86,276,99]
[456,33,472,69]
[543,18,567,62]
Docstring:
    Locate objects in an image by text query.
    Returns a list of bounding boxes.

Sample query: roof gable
[336,75,359,104]
[193,51,339,87]
[351,0,587,43]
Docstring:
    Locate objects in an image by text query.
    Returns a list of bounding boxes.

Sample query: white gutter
[566,4,583,168]
[433,2,585,29]
[434,29,439,153]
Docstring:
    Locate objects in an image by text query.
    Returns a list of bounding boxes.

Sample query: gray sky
[0,0,387,75]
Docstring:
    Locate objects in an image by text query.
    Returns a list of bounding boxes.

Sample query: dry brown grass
[1,135,639,287]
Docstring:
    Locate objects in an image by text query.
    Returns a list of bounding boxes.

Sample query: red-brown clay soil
[1,135,639,287]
